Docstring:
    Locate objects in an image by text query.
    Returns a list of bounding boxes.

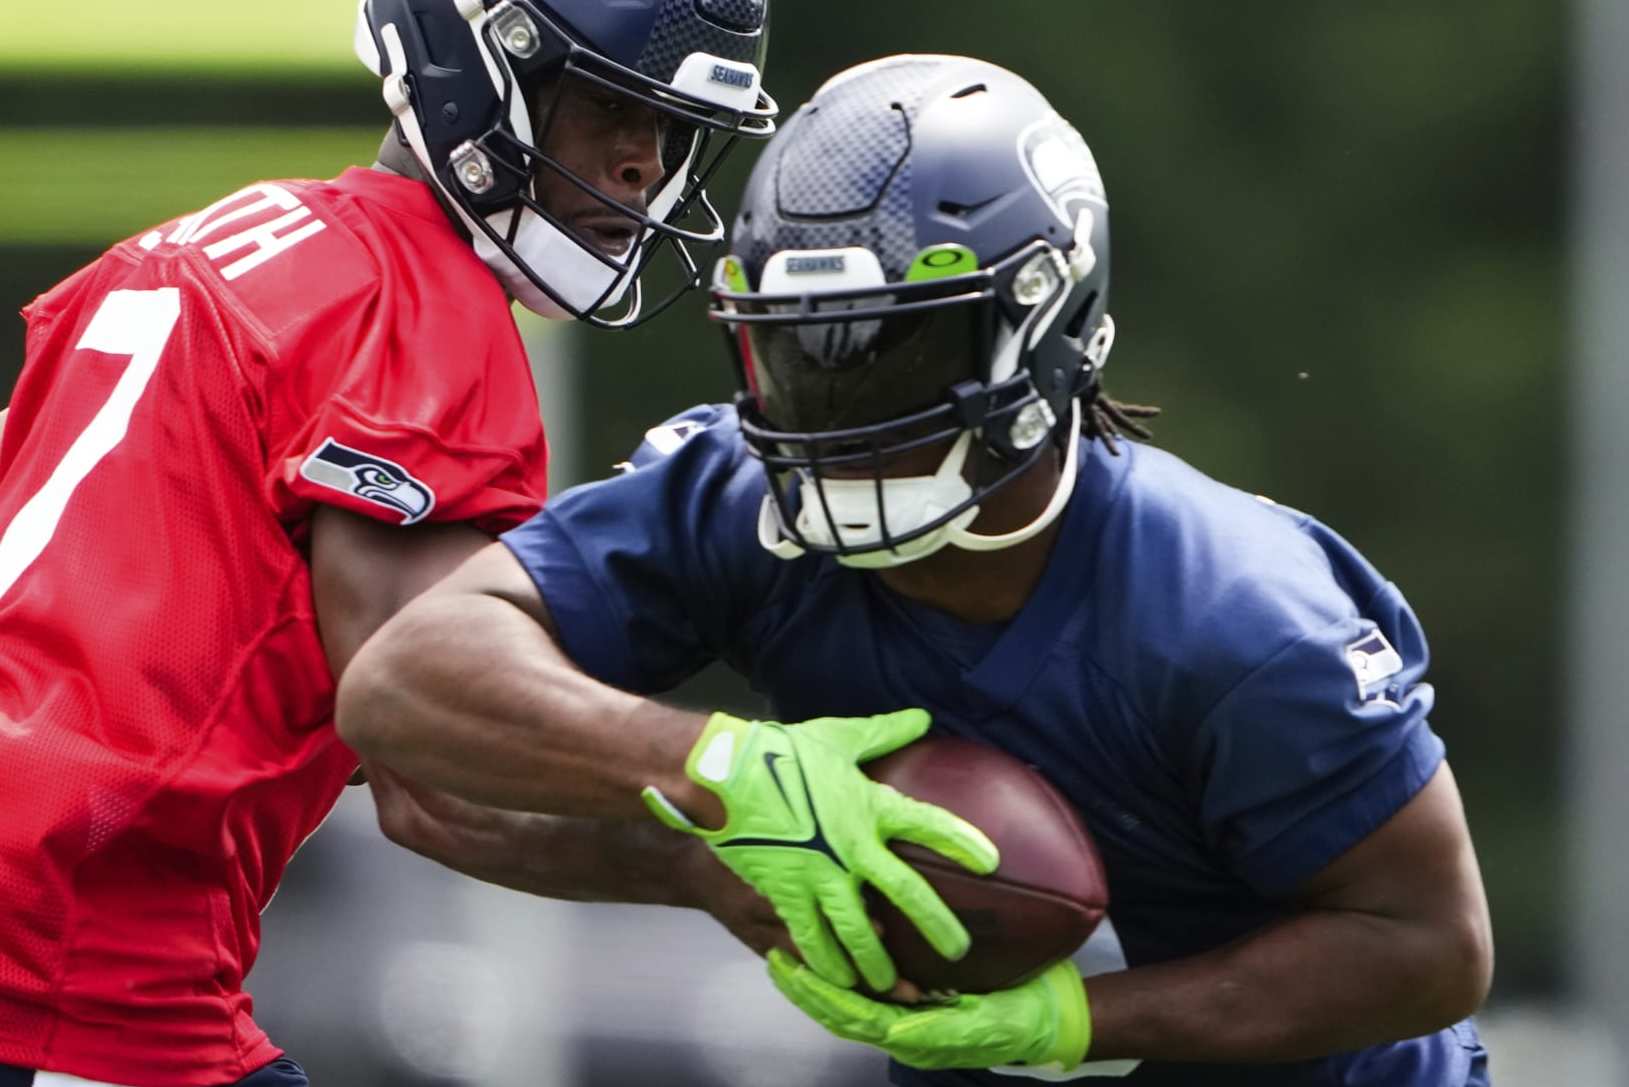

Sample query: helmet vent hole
[694,0,767,34]
[951,83,988,99]
[1065,291,1099,339]
[937,195,1000,220]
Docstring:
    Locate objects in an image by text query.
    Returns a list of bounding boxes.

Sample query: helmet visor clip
[947,380,993,431]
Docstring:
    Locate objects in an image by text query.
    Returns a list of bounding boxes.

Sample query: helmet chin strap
[757,401,1084,569]
[940,399,1082,554]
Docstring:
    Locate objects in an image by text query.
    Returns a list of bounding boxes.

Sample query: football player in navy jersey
[338,56,1494,1085]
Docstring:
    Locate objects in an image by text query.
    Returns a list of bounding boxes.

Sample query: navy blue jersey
[503,405,1484,1086]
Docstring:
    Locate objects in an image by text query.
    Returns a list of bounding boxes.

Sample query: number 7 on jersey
[0,288,181,598]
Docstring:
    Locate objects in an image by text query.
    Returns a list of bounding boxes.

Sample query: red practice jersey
[0,168,548,1085]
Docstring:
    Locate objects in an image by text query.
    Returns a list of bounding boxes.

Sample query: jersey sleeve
[262,281,548,535]
[500,405,768,694]
[1185,524,1445,898]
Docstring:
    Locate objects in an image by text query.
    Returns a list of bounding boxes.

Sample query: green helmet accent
[717,255,752,293]
[904,243,978,283]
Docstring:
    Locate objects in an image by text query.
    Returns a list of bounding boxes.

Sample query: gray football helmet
[710,56,1113,566]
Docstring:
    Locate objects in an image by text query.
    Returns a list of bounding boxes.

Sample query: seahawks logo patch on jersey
[1346,629,1404,702]
[299,439,436,525]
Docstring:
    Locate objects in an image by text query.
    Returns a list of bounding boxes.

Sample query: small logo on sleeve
[616,420,706,474]
[642,421,705,456]
[1345,630,1404,702]
[299,439,436,525]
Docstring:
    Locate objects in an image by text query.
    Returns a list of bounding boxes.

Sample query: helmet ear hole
[1063,290,1099,341]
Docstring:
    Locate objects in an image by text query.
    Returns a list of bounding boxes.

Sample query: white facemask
[759,401,1085,569]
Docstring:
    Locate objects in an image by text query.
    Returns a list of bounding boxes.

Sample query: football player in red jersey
[0,2,774,1085]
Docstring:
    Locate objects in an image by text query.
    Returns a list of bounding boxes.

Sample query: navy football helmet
[710,56,1114,567]
[357,0,777,327]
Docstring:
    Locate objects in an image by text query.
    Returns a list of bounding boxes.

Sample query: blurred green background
[2,0,1561,1012]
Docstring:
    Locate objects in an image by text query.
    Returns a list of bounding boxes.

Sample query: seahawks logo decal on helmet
[300,439,436,525]
[1019,112,1107,231]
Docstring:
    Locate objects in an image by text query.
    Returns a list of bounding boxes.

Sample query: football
[865,736,1108,995]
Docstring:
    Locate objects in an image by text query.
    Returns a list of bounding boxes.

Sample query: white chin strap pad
[794,432,978,568]
[473,206,639,319]
[758,402,1084,569]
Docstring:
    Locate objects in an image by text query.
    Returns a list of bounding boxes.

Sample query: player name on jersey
[140,183,327,282]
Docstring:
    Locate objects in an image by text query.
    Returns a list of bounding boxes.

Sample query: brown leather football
[864,736,1107,994]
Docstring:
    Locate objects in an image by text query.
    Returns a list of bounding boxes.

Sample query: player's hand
[642,709,999,991]
[685,845,927,1002]
[768,950,1091,1071]
[682,844,798,960]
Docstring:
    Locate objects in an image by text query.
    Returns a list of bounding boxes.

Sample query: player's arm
[314,508,788,955]
[366,760,794,957]
[771,760,1492,1071]
[1080,759,1491,1062]
[334,541,714,819]
[309,504,493,678]
[311,504,495,789]
[336,539,998,992]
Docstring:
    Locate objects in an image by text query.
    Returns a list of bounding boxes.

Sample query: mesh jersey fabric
[0,168,547,1086]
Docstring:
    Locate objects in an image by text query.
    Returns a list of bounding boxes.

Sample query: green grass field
[3,0,357,75]
[0,128,379,244]
[2,1,374,243]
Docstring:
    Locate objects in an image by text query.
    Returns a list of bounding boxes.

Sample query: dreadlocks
[1083,387,1161,456]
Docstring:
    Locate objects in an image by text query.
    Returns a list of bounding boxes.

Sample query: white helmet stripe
[353,0,383,75]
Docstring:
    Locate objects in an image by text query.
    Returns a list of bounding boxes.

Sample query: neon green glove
[768,950,1092,1071]
[642,709,999,991]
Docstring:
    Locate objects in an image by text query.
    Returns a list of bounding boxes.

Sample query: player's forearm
[336,589,715,821]
[446,815,709,906]
[367,762,792,958]
[1084,907,1489,1063]
[372,774,706,905]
